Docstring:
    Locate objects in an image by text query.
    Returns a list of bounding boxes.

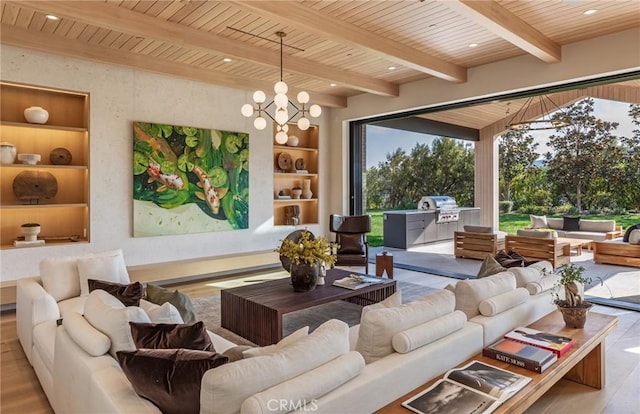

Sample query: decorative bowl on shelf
[24,106,49,124]
[287,135,300,147]
[18,153,41,165]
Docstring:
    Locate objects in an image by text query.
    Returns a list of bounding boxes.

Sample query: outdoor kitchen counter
[382,208,479,249]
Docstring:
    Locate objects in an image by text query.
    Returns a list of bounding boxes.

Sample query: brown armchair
[330,214,371,274]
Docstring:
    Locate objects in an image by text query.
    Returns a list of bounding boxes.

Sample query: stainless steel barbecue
[417,196,460,223]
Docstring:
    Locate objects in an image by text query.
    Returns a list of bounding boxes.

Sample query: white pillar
[475,131,499,229]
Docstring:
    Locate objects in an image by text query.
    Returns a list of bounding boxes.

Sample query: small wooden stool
[376,252,394,279]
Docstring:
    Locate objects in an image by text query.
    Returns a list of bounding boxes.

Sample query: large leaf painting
[133,122,249,236]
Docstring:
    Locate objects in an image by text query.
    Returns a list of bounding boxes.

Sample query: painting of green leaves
[133,121,249,236]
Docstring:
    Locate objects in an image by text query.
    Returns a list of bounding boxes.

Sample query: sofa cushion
[88,279,143,307]
[580,219,615,233]
[356,290,455,363]
[547,217,564,230]
[338,233,365,254]
[58,296,87,317]
[530,215,548,229]
[564,231,608,241]
[129,321,214,351]
[222,345,254,362]
[464,225,493,233]
[563,216,581,231]
[242,326,309,358]
[32,319,57,374]
[478,288,530,316]
[526,273,561,295]
[145,283,197,324]
[453,272,517,319]
[241,351,365,414]
[118,348,228,414]
[391,310,467,354]
[361,291,402,316]
[509,262,550,289]
[77,249,130,297]
[201,319,349,414]
[63,311,111,356]
[477,255,506,278]
[39,255,81,302]
[83,290,151,358]
[517,229,557,239]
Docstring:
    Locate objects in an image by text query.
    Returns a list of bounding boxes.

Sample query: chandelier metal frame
[505,94,570,131]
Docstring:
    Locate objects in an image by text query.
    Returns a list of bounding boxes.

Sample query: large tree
[619,103,640,211]
[499,128,539,202]
[545,98,619,212]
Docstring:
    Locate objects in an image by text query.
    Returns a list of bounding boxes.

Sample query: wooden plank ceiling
[1,0,639,122]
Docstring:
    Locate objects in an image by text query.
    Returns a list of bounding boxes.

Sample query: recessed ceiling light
[330,83,337,87]
[388,66,396,70]
[583,9,597,15]
[223,58,232,62]
[468,43,479,48]
[45,14,59,21]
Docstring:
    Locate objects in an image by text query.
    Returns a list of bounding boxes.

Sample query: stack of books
[332,274,385,290]
[483,327,574,373]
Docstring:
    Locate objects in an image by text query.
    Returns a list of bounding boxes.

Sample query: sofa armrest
[17,277,60,364]
[606,226,623,239]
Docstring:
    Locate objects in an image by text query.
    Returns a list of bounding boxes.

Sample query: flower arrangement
[276,230,338,267]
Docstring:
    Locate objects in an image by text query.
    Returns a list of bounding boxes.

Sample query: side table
[376,252,394,279]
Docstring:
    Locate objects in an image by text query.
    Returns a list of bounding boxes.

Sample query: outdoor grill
[417,196,460,223]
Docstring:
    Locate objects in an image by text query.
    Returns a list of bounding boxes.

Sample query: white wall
[328,28,640,218]
[0,45,328,280]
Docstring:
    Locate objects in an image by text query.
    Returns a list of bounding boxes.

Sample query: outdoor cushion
[517,229,557,239]
[464,225,493,233]
[579,219,615,233]
[629,229,640,245]
[547,218,564,230]
[563,216,581,231]
[530,215,548,229]
[564,231,608,241]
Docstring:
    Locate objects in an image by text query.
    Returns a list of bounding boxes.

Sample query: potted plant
[552,263,593,328]
[21,222,41,242]
[276,230,338,292]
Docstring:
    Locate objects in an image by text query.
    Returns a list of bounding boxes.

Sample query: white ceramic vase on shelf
[21,224,41,242]
[24,106,49,124]
[302,179,312,199]
[0,142,17,165]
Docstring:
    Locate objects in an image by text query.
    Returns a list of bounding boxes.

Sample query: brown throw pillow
[88,279,143,307]
[145,283,197,324]
[338,233,365,254]
[562,216,581,231]
[129,321,214,351]
[508,249,539,267]
[494,250,524,268]
[117,348,228,414]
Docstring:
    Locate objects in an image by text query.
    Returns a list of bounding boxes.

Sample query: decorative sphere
[24,106,49,124]
[275,131,288,144]
[297,91,310,104]
[287,135,299,147]
[309,104,322,118]
[275,108,289,125]
[240,104,254,117]
[274,93,288,109]
[254,116,267,130]
[274,81,288,94]
[253,90,266,104]
[297,117,310,130]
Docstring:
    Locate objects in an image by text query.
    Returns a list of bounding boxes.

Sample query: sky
[366,98,636,169]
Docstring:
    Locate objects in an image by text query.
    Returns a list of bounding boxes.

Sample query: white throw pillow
[77,249,130,296]
[356,290,455,364]
[83,290,150,358]
[201,319,349,414]
[242,326,309,358]
[146,302,184,324]
[241,351,365,414]
[40,255,81,302]
[391,311,467,354]
[361,291,402,316]
[63,311,111,357]
[453,272,516,319]
[530,214,548,229]
[629,229,640,245]
[478,288,530,316]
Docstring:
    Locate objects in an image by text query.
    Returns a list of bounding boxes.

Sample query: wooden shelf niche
[0,81,90,248]
[273,123,319,226]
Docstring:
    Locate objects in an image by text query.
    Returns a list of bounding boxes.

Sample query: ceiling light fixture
[223,58,232,62]
[583,9,597,15]
[45,14,59,20]
[240,31,321,144]
[506,94,570,131]
[468,43,478,48]
[330,83,337,87]
[388,66,396,70]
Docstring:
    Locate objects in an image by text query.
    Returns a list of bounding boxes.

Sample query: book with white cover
[332,274,385,290]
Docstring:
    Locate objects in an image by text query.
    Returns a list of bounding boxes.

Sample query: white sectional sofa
[533,216,621,241]
[17,251,558,414]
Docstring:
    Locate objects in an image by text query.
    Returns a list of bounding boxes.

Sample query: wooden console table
[221,268,396,346]
[376,310,617,414]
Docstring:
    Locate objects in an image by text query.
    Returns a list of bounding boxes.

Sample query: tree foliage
[499,129,538,201]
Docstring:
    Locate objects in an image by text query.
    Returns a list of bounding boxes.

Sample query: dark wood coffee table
[376,310,617,414]
[221,268,396,346]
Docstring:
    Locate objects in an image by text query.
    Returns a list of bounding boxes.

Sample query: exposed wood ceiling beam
[447,0,561,63]
[0,24,347,108]
[234,1,467,83]
[10,1,398,97]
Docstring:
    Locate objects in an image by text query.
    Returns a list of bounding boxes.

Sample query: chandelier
[241,31,321,144]
[505,94,570,131]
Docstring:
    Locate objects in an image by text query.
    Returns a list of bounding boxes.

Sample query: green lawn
[366,210,639,248]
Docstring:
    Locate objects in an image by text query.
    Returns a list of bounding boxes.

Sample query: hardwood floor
[1,268,638,414]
